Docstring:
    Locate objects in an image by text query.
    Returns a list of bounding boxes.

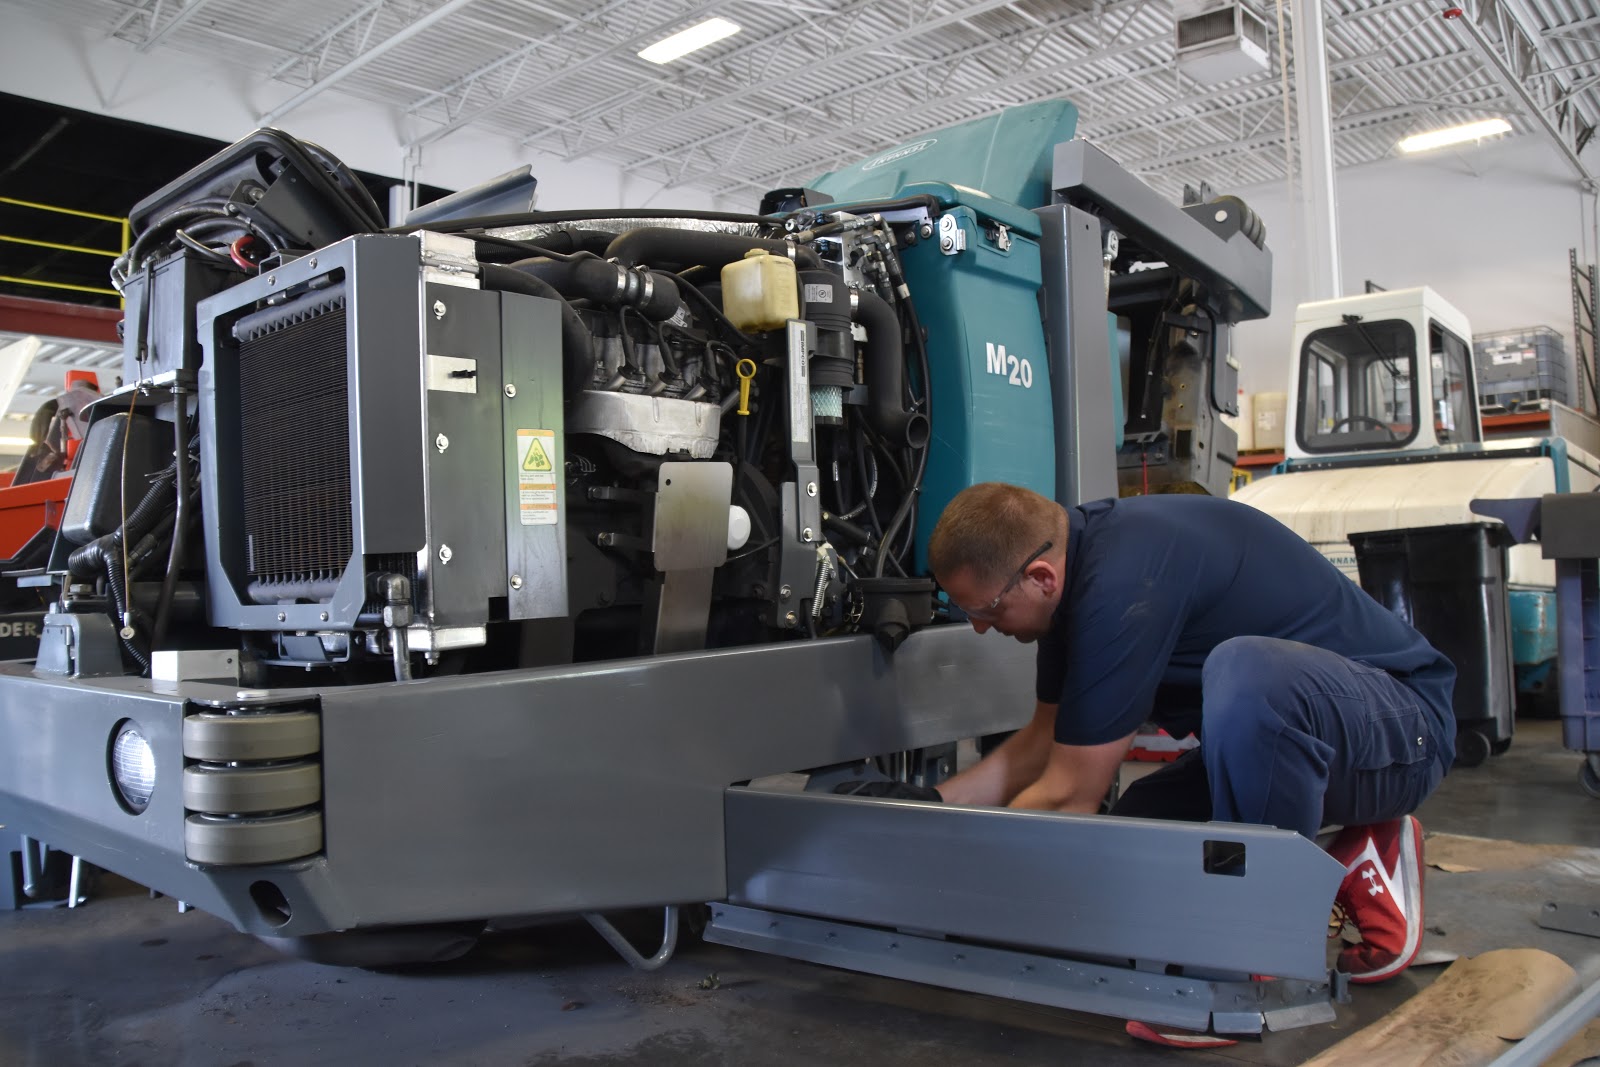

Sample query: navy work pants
[1111,636,1453,838]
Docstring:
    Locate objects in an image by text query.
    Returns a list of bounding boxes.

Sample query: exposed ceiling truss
[9,0,1600,203]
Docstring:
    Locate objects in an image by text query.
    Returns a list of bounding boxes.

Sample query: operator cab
[1287,286,1479,460]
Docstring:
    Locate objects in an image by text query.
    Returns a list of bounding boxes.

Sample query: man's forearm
[937,719,1051,807]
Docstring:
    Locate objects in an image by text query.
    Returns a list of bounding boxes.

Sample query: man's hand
[1008,732,1137,813]
[935,701,1057,807]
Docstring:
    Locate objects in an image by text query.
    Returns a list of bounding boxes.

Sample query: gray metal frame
[707,905,1344,1034]
[721,787,1344,983]
[0,627,1035,935]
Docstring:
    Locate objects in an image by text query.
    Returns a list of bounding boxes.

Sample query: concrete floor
[3,720,1598,1067]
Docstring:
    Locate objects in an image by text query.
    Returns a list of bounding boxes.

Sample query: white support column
[1290,0,1342,301]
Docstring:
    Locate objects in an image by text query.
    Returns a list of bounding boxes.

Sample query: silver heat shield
[568,391,722,459]
[488,218,767,242]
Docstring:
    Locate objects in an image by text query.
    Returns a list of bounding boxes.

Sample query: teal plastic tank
[809,102,1076,571]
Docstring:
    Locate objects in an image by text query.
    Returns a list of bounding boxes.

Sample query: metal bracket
[937,214,966,256]
[1538,899,1600,939]
[414,230,480,289]
[706,904,1345,1034]
[985,221,1012,252]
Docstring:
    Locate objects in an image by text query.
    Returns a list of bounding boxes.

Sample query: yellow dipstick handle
[736,358,757,416]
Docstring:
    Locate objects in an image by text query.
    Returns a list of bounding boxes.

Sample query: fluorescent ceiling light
[0,437,33,448]
[638,17,740,64]
[1398,118,1512,154]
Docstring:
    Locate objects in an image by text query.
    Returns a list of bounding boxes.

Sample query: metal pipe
[581,907,680,971]
[1487,974,1600,1067]
[391,626,412,682]
[1290,0,1342,301]
[19,835,41,899]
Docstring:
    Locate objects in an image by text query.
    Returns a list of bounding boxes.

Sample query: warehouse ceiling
[3,0,1598,212]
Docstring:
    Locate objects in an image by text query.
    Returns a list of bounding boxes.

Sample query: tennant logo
[861,138,937,171]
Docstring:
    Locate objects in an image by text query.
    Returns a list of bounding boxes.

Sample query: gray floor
[3,720,1597,1067]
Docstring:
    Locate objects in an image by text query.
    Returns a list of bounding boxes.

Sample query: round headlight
[111,722,156,814]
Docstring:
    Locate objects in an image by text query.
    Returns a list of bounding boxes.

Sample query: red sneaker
[1326,816,1424,984]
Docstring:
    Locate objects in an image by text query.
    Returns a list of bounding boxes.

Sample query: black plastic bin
[1348,523,1516,768]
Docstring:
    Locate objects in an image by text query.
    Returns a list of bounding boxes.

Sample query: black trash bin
[1348,523,1515,768]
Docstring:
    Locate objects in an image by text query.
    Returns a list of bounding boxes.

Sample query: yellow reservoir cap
[721,248,800,333]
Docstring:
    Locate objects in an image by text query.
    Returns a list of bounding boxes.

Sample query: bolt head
[504,383,517,398]
[319,612,329,622]
[802,527,814,542]
[785,611,798,625]
[435,433,449,452]
[805,481,817,497]
[510,575,523,590]
[779,585,792,599]
[276,612,287,622]
[308,258,318,269]
[439,544,453,564]
[432,300,447,319]
[267,275,277,286]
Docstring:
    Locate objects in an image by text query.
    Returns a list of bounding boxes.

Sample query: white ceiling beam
[560,0,1026,163]
[258,0,481,127]
[134,0,219,53]
[1444,0,1596,185]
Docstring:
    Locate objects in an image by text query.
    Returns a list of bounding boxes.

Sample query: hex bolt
[433,300,447,320]
[779,585,793,599]
[504,383,517,398]
[920,222,934,239]
[435,433,449,452]
[510,575,524,590]
[439,544,453,564]
[805,482,817,497]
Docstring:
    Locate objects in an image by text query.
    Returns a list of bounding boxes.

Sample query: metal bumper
[0,627,1035,936]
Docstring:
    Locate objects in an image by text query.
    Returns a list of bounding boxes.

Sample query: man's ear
[1027,559,1061,597]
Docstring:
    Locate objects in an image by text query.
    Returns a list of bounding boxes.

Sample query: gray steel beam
[134,0,220,53]
[0,626,1037,937]
[721,787,1346,982]
[706,904,1345,1034]
[1292,0,1343,301]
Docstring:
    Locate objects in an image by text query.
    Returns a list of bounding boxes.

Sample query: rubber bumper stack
[181,695,323,865]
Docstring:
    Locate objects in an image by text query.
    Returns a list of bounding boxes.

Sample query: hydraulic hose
[509,257,682,321]
[855,290,929,449]
[151,395,191,652]
[66,465,177,581]
[604,228,822,271]
[479,263,596,395]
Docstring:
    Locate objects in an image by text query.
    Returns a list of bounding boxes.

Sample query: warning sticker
[517,429,559,526]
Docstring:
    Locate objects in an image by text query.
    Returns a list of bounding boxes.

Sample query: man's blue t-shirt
[1035,495,1456,746]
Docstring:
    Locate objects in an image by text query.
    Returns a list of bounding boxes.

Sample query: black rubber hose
[106,545,151,675]
[479,263,595,395]
[151,398,190,652]
[605,228,822,271]
[509,257,682,321]
[66,465,178,580]
[855,291,929,449]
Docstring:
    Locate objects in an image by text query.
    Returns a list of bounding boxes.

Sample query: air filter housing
[1174,0,1269,85]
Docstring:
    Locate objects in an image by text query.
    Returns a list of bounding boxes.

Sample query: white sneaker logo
[1348,841,1407,917]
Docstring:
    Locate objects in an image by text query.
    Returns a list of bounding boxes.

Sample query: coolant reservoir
[721,248,799,332]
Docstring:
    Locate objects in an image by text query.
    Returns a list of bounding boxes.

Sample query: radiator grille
[238,301,353,589]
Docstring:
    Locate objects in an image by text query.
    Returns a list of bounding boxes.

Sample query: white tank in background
[1232,287,1599,589]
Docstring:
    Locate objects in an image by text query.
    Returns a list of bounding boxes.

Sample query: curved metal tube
[581,906,680,971]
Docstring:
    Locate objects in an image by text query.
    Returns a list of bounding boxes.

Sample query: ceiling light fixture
[1398,118,1513,154]
[0,437,34,448]
[638,17,741,64]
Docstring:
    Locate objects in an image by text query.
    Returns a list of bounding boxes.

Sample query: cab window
[1297,319,1418,453]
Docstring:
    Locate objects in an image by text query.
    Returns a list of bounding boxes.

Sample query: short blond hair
[928,482,1066,585]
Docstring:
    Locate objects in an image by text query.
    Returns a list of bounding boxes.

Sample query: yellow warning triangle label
[522,436,553,472]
